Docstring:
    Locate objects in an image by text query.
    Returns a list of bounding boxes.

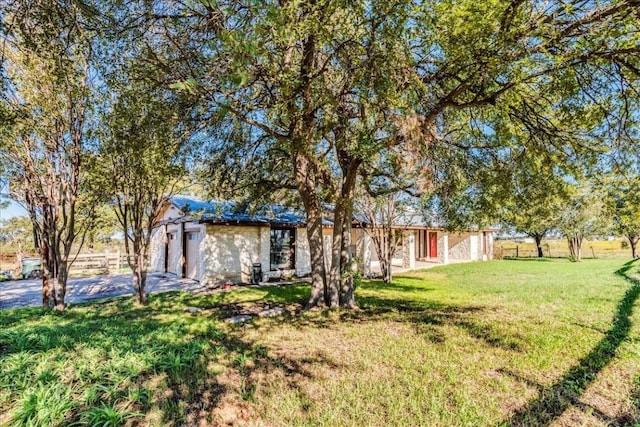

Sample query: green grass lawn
[1,259,639,426]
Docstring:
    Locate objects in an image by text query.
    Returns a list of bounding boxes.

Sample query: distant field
[495,238,633,259]
[1,259,639,426]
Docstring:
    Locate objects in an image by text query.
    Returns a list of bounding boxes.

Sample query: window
[270,227,295,271]
[188,232,200,241]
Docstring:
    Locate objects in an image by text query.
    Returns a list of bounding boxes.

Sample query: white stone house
[149,196,495,284]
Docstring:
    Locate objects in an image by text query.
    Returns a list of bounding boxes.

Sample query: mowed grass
[1,259,639,426]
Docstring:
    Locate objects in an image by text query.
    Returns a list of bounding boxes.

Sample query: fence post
[104,252,110,274]
[116,249,121,272]
[516,245,519,258]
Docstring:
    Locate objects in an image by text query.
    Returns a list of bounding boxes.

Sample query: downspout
[181,222,186,278]
[164,224,169,273]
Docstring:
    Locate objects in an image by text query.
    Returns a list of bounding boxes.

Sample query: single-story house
[149,196,496,285]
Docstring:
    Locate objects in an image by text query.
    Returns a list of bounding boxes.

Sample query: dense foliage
[1,0,639,305]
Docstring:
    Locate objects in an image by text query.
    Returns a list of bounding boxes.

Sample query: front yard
[1,258,639,426]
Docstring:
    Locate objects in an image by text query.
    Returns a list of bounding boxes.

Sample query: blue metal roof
[169,196,307,226]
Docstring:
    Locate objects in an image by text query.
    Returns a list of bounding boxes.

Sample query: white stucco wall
[353,229,366,273]
[149,208,188,276]
[486,233,494,260]
[185,225,205,280]
[469,234,479,261]
[402,231,416,269]
[295,228,311,277]
[149,227,165,273]
[437,233,448,264]
[201,225,262,284]
[259,227,270,275]
[199,225,311,284]
[362,231,372,276]
[167,225,183,275]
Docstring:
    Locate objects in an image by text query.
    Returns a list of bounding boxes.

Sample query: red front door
[428,232,438,258]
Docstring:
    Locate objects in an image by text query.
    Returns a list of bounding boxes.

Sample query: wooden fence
[68,252,129,274]
[0,251,142,277]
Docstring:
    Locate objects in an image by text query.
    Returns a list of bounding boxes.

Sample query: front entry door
[428,232,438,258]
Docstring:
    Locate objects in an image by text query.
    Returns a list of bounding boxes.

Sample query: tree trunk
[328,201,344,308]
[567,234,583,262]
[133,252,148,305]
[337,160,359,308]
[340,207,356,307]
[627,234,639,259]
[305,206,327,309]
[535,235,544,258]
[41,243,53,308]
[380,254,391,283]
[384,230,393,283]
[56,260,68,310]
[295,153,327,309]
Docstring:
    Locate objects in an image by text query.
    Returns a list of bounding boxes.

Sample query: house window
[270,227,295,271]
[188,232,200,241]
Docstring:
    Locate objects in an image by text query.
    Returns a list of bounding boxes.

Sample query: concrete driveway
[0,273,206,310]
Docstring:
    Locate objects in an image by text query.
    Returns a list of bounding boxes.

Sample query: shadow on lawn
[352,293,526,351]
[254,279,527,352]
[502,259,640,426]
[0,294,332,426]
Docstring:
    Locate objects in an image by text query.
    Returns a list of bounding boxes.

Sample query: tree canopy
[1,0,639,308]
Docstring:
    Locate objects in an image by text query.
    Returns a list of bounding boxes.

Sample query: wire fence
[494,240,633,259]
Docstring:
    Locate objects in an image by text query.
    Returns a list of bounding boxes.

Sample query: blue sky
[0,179,26,218]
[2,199,27,219]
